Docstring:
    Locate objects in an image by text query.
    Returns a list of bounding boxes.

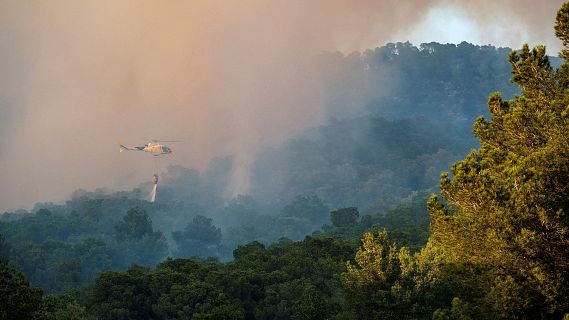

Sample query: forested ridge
[3,3,569,319]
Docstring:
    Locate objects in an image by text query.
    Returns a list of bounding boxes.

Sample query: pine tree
[428,2,569,318]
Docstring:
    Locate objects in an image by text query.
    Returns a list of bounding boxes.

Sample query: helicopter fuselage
[143,142,172,155]
[120,142,172,156]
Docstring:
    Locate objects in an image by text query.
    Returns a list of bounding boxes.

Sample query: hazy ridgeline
[0,42,519,293]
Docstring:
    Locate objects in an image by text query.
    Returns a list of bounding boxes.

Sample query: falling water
[149,184,157,203]
[149,174,159,203]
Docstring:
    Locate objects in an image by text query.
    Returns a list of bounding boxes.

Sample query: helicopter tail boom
[120,144,143,152]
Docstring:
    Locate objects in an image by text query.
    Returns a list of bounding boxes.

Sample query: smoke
[396,0,565,51]
[0,0,565,212]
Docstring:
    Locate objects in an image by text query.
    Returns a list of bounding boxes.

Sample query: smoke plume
[0,0,564,211]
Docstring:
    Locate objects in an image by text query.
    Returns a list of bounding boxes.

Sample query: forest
[2,3,569,319]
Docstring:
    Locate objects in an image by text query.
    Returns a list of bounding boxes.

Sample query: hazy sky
[0,0,565,212]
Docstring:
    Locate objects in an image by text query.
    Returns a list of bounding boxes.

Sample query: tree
[172,215,222,258]
[87,266,156,319]
[428,3,569,317]
[42,293,93,320]
[343,230,413,319]
[291,284,332,320]
[281,195,330,224]
[330,207,359,228]
[115,207,153,242]
[113,208,168,268]
[0,233,9,263]
[233,241,265,261]
[343,231,451,319]
[0,263,44,320]
[215,195,259,227]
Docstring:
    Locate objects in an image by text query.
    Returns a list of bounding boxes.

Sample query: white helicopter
[119,140,178,156]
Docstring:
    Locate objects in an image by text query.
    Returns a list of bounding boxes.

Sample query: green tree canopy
[113,207,168,268]
[330,207,360,228]
[0,263,44,320]
[0,233,9,263]
[281,195,330,224]
[172,215,222,258]
[428,2,569,317]
[115,207,154,242]
[343,230,450,319]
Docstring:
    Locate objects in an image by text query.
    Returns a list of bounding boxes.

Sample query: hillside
[3,32,569,318]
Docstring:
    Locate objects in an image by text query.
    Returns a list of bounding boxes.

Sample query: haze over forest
[0,0,565,212]
[2,1,569,319]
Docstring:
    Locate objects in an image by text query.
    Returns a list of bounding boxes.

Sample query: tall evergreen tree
[428,2,569,318]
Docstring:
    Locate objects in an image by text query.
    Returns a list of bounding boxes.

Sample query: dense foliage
[426,6,569,318]
[0,262,44,319]
[83,235,355,320]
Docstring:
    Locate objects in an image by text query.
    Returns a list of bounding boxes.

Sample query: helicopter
[119,140,178,156]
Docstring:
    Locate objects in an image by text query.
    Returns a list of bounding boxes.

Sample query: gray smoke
[0,0,564,212]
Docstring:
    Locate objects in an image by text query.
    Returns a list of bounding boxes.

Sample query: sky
[0,0,565,212]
